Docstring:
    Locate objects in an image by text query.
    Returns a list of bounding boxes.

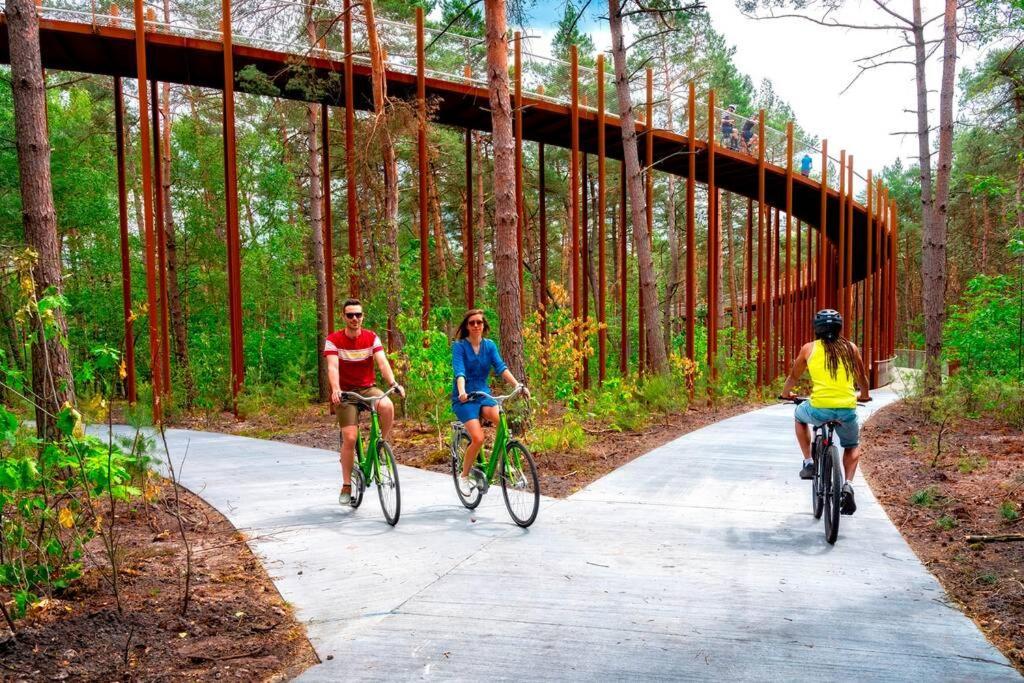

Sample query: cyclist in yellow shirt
[782,309,870,515]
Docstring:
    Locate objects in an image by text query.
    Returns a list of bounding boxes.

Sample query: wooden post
[685,81,696,362]
[837,150,846,320]
[784,122,793,371]
[620,164,628,375]
[221,0,244,410]
[514,32,525,315]
[846,155,855,325]
[114,77,136,403]
[817,141,828,308]
[133,0,162,421]
[756,110,765,386]
[597,54,607,383]
[707,90,717,382]
[570,46,581,377]
[344,0,358,296]
[864,170,873,384]
[416,7,429,331]
[321,102,335,329]
[149,80,171,397]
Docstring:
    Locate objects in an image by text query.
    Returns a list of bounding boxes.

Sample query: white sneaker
[458,475,474,494]
[339,486,353,506]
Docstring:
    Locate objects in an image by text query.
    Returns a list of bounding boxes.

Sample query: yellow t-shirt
[808,339,857,409]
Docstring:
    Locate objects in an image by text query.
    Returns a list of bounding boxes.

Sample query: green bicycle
[342,386,401,526]
[449,386,540,527]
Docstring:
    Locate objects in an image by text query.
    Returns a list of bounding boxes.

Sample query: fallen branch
[965,534,1024,544]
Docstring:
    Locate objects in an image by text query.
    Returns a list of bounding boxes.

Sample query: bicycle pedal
[470,468,489,493]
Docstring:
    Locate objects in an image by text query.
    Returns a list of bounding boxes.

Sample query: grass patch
[957,454,988,474]
[975,571,999,586]
[935,514,958,531]
[999,501,1020,523]
[530,421,589,453]
[910,486,941,508]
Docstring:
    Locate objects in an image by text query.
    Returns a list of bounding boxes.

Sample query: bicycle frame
[354,411,383,483]
[456,387,526,484]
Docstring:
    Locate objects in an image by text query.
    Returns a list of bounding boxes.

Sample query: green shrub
[910,486,941,507]
[999,501,1020,522]
[936,514,958,531]
[944,273,1022,381]
[530,420,589,453]
[957,453,988,474]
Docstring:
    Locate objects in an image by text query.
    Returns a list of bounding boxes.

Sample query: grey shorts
[794,402,860,448]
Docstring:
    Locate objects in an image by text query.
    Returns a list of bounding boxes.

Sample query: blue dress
[450,338,508,423]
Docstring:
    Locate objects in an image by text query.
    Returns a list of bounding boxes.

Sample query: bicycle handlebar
[778,395,872,405]
[464,384,527,405]
[340,385,399,407]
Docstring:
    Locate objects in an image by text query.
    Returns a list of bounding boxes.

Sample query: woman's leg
[462,418,484,478]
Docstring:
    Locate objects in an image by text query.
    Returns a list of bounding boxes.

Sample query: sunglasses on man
[345,312,364,320]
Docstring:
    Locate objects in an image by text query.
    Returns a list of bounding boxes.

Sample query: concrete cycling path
[145,389,1017,681]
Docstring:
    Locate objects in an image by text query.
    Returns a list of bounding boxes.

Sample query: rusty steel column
[796,218,803,350]
[321,102,335,329]
[514,32,525,315]
[221,0,244,409]
[707,90,718,381]
[620,165,628,375]
[745,197,753,344]
[685,81,696,362]
[864,170,874,384]
[114,77,136,403]
[756,110,765,386]
[344,0,358,296]
[570,46,581,376]
[817,141,828,308]
[837,150,846,321]
[597,54,607,383]
[539,141,546,339]
[846,156,855,325]
[890,199,898,360]
[149,80,171,397]
[875,180,884,382]
[133,0,162,421]
[784,122,794,370]
[416,8,429,331]
[582,147,590,388]
[806,216,813,344]
[773,208,781,379]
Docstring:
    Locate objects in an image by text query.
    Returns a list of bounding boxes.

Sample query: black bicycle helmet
[813,309,843,340]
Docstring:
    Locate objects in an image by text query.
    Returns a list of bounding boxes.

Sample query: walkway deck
[147,392,1016,681]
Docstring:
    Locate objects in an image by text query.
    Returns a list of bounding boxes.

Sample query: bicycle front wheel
[351,466,366,509]
[501,441,540,528]
[376,441,401,526]
[451,430,483,509]
[823,445,842,544]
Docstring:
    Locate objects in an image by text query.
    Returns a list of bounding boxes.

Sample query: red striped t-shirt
[323,329,383,390]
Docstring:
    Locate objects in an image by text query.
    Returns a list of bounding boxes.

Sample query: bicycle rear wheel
[811,435,824,520]
[501,441,540,528]
[823,445,842,544]
[451,430,483,509]
[351,466,366,509]
[376,441,401,526]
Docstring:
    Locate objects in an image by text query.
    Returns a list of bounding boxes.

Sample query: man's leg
[340,425,358,488]
[378,396,394,440]
[843,445,861,481]
[794,420,812,459]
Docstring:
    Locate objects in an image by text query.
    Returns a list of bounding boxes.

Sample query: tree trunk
[428,158,451,303]
[475,133,486,295]
[608,0,666,372]
[363,0,402,350]
[7,0,76,437]
[306,12,329,401]
[483,0,525,379]
[725,192,739,333]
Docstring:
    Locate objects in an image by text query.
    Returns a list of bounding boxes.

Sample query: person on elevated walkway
[324,298,405,506]
[451,309,528,494]
[781,309,870,515]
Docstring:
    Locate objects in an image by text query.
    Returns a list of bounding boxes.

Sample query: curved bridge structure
[0,2,898,418]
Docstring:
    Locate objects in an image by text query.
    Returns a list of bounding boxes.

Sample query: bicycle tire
[811,435,824,520]
[501,440,540,528]
[350,466,366,509]
[823,445,842,544]
[451,430,483,509]
[375,441,401,526]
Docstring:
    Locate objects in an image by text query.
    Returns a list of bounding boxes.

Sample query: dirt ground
[860,402,1024,674]
[178,400,757,498]
[1,479,317,681]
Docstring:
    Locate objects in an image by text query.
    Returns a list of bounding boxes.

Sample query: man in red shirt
[323,298,405,505]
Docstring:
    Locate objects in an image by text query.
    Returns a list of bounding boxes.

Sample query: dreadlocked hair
[820,334,858,381]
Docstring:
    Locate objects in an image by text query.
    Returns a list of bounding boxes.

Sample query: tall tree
[608,0,667,372]
[6,0,76,436]
[306,6,330,401]
[483,0,525,379]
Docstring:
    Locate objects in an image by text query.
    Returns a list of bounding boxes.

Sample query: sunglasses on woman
[468,319,485,327]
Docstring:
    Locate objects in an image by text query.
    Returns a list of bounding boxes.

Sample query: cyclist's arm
[326,355,342,404]
[781,342,811,398]
[851,342,871,400]
[374,349,401,390]
[452,342,468,399]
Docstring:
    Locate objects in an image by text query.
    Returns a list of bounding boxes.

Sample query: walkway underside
[0,18,877,281]
[117,395,1015,681]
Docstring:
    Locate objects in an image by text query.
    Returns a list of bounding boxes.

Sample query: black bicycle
[781,396,846,544]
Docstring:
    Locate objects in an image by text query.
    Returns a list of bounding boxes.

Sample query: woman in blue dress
[451,309,528,493]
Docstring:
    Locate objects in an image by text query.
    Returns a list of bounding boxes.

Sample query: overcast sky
[520,0,975,184]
